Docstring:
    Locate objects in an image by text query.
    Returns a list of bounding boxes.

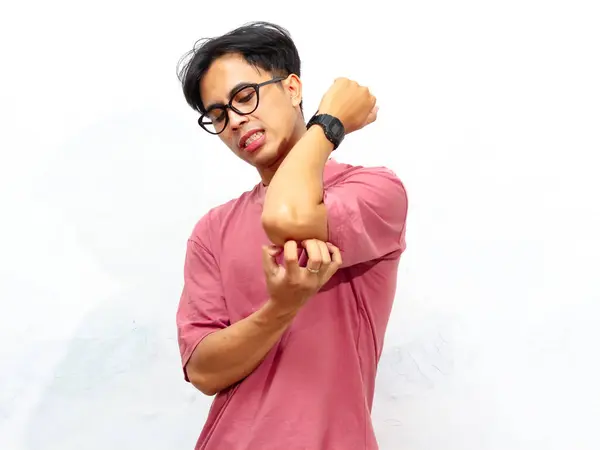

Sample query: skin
[186,53,376,395]
[199,53,307,185]
[199,54,377,246]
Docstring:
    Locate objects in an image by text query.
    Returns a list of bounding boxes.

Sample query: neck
[259,119,307,186]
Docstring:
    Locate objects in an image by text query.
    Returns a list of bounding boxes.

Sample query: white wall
[1,1,599,449]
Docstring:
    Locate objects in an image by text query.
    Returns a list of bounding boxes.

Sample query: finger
[318,240,332,266]
[302,239,323,274]
[323,242,343,278]
[369,96,377,114]
[328,243,342,264]
[262,245,280,275]
[283,240,301,277]
[365,105,379,126]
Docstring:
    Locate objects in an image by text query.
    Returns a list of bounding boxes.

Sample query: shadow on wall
[372,309,458,448]
[23,291,211,449]
[24,110,216,449]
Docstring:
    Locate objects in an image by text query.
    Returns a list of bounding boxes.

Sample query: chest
[217,210,276,321]
[217,210,317,323]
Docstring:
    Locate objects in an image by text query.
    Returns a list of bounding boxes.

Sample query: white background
[1,1,599,449]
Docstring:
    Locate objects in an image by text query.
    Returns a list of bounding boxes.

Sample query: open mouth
[239,129,266,153]
[242,131,264,149]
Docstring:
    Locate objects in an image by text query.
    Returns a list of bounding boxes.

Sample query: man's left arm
[261,128,408,267]
[261,125,335,246]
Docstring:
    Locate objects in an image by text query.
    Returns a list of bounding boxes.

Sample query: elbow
[261,212,292,247]
[261,208,315,246]
[187,368,219,397]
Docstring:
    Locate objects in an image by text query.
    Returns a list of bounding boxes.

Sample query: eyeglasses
[198,77,286,135]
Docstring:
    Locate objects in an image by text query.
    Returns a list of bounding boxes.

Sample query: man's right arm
[185,298,296,396]
[178,236,341,396]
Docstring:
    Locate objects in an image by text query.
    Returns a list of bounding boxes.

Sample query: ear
[284,74,303,108]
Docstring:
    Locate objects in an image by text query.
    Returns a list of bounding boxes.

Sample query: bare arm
[261,126,332,246]
[261,78,378,246]
[186,299,295,396]
[186,241,342,396]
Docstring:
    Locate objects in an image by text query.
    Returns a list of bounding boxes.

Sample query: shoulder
[323,158,407,200]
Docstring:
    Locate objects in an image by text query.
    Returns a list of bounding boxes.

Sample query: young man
[176,21,408,450]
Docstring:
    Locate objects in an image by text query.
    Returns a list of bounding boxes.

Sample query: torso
[194,160,402,450]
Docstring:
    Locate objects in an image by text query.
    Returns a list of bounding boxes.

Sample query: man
[176,21,408,450]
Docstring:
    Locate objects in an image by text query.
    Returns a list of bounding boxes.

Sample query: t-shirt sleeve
[323,165,408,268]
[176,236,228,382]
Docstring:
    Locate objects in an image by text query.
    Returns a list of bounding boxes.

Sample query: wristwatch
[306,113,345,150]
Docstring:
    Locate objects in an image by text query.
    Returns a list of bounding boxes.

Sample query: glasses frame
[198,76,286,135]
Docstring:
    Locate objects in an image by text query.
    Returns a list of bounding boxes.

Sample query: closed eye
[208,108,226,123]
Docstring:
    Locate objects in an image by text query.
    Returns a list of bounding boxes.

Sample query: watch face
[309,114,345,146]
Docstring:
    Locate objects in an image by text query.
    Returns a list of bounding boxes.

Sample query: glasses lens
[200,107,227,134]
[231,86,258,115]
[198,85,259,134]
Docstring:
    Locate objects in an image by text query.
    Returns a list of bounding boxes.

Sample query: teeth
[244,132,263,147]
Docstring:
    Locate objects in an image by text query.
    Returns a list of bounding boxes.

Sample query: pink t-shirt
[177,159,408,450]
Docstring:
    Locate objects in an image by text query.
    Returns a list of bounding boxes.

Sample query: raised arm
[261,78,378,247]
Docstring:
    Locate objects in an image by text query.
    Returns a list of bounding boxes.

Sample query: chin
[261,144,288,169]
[244,140,269,160]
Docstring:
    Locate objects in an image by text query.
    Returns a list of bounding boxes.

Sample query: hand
[262,239,342,316]
[318,77,378,134]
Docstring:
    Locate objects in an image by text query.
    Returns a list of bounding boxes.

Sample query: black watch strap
[306,113,345,150]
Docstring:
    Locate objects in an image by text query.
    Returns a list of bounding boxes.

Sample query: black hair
[177,21,302,115]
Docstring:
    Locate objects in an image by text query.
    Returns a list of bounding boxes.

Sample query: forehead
[201,54,265,108]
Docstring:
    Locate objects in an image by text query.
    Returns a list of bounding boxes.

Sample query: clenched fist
[318,77,378,134]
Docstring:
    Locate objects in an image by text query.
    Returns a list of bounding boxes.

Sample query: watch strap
[306,113,345,150]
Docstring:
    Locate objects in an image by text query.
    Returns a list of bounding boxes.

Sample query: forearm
[261,126,333,245]
[186,299,296,395]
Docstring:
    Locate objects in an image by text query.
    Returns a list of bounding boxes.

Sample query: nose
[227,108,248,131]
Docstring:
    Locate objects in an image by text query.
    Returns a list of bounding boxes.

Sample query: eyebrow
[205,81,252,112]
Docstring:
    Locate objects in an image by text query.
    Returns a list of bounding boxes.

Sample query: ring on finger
[307,267,320,274]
